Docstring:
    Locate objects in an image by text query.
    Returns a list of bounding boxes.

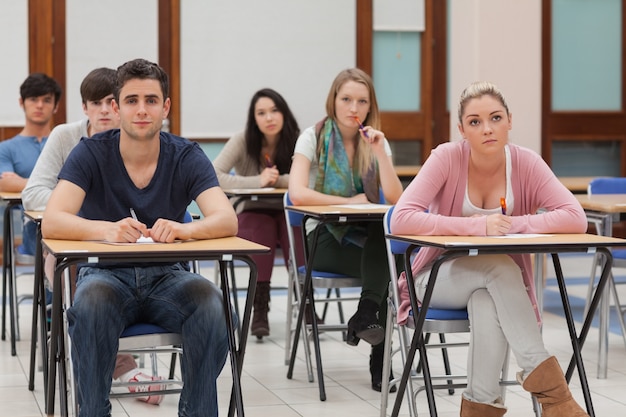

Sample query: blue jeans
[67,264,233,417]
[21,216,38,255]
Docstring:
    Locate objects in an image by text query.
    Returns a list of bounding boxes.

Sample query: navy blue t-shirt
[59,129,218,227]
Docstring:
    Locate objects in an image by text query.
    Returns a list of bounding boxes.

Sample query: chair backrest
[383,205,469,325]
[383,205,409,324]
[587,178,626,261]
[588,177,626,195]
[384,205,410,256]
[283,191,363,285]
[284,191,304,228]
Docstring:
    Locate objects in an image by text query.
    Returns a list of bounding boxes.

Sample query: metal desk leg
[286,223,326,401]
[45,262,63,415]
[1,203,18,355]
[551,253,596,416]
[28,222,44,390]
[223,256,257,417]
[391,249,467,417]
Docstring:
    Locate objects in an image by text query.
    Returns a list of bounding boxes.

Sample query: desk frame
[222,188,287,320]
[575,193,626,379]
[284,205,388,401]
[43,238,267,417]
[1,193,24,356]
[386,234,625,417]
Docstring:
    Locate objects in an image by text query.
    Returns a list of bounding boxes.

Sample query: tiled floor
[3,253,626,416]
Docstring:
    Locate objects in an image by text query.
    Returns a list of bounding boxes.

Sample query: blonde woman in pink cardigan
[391,81,589,417]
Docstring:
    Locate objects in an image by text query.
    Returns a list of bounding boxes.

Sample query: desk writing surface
[286,204,390,216]
[387,233,626,249]
[0,192,21,201]
[575,194,626,213]
[223,187,287,196]
[558,176,598,193]
[42,236,269,258]
[24,211,42,222]
[394,165,421,179]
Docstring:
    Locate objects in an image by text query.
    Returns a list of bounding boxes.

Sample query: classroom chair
[283,191,363,400]
[585,177,626,348]
[380,205,540,417]
[58,212,197,416]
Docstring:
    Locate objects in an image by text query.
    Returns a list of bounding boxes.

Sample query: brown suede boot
[251,282,270,339]
[521,356,589,417]
[460,397,507,417]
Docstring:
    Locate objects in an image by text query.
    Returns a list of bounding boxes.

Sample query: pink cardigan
[390,141,588,325]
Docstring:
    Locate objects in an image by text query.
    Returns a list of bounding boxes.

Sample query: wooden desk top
[387,233,626,250]
[24,210,43,222]
[0,192,21,201]
[575,194,626,213]
[395,165,421,179]
[223,187,287,197]
[558,176,599,193]
[42,236,269,259]
[285,203,390,216]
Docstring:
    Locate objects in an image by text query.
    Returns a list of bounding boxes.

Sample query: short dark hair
[20,73,62,104]
[114,59,169,103]
[80,68,117,104]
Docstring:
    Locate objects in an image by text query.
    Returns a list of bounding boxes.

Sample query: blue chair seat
[612,249,626,260]
[297,265,359,279]
[120,323,172,338]
[409,308,469,321]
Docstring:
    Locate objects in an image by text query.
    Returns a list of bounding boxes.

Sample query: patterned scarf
[313,117,379,246]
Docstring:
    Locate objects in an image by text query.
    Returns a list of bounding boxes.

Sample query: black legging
[307,221,390,306]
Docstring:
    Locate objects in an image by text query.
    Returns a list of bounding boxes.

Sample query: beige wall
[449,0,542,154]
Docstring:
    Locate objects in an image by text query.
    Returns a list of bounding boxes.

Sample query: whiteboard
[374,0,425,32]
[180,1,356,138]
[0,2,28,125]
[66,0,158,122]
[4,1,357,138]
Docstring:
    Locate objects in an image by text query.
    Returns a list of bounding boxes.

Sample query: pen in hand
[264,154,272,168]
[129,208,143,237]
[500,197,507,215]
[353,116,369,139]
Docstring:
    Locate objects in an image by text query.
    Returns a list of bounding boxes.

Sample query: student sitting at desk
[289,68,403,391]
[391,81,589,417]
[0,72,62,259]
[213,88,299,340]
[42,58,238,417]
[23,67,167,405]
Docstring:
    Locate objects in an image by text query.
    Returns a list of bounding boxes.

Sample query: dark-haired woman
[214,88,300,339]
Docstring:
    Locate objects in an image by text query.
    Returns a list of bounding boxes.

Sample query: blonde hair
[324,68,380,176]
[458,81,510,123]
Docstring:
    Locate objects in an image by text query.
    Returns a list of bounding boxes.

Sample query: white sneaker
[127,372,165,405]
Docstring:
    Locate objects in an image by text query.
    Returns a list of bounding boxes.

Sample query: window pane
[551,140,621,176]
[373,31,421,111]
[552,0,622,110]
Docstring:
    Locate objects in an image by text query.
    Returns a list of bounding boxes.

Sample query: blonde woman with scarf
[288,68,403,391]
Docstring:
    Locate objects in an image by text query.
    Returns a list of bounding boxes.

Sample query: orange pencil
[500,197,507,215]
[353,116,369,138]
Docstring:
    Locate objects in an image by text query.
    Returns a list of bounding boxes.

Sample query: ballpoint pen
[500,197,507,215]
[264,154,272,167]
[130,208,143,237]
[353,116,369,139]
